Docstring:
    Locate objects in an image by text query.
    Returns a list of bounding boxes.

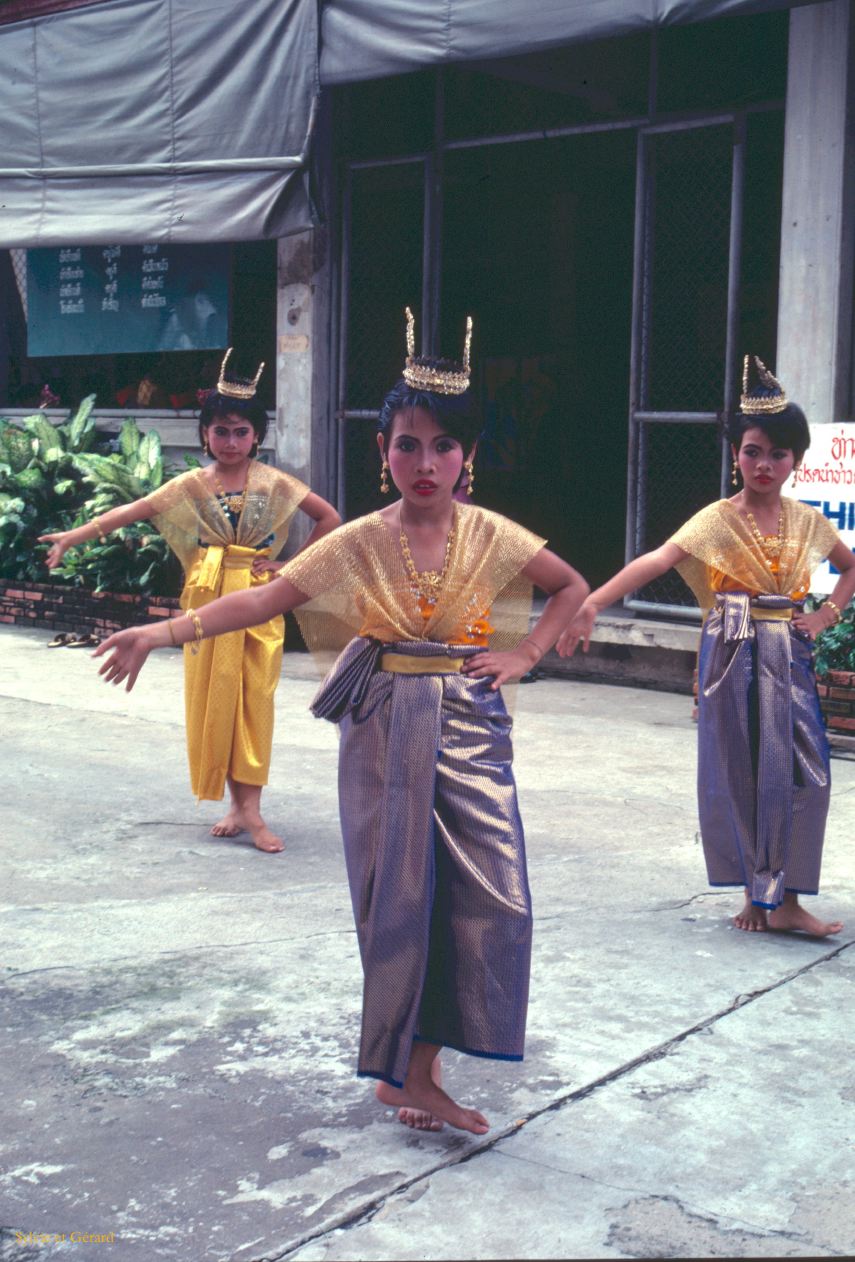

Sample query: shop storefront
[1,0,853,598]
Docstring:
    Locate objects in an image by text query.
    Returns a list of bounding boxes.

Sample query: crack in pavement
[607,1193,811,1249]
[261,938,854,1262]
[490,1152,811,1241]
[655,891,741,911]
[2,927,359,980]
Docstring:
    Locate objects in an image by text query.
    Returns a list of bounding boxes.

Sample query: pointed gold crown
[217,347,265,400]
[402,307,473,396]
[740,355,787,415]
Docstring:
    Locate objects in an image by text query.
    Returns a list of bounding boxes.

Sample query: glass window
[344,162,425,413]
[441,131,637,587]
[643,124,734,413]
[0,240,276,412]
[738,110,785,371]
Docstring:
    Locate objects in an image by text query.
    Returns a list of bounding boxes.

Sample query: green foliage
[806,593,855,676]
[0,396,97,582]
[55,523,178,597]
[0,399,182,596]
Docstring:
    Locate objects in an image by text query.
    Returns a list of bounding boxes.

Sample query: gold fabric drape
[278,504,546,667]
[670,498,839,612]
[142,463,310,800]
[142,464,309,573]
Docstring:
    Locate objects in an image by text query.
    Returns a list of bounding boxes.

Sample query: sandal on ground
[66,633,101,648]
[46,631,74,647]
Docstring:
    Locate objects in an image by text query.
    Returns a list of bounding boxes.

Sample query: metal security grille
[643,127,732,413]
[10,248,27,319]
[628,119,743,614]
[338,159,429,518]
[636,420,723,606]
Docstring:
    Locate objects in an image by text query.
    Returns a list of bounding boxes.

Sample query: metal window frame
[624,109,753,622]
[334,45,785,593]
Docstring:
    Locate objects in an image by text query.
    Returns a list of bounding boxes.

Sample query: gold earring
[731,457,739,486]
[380,460,390,494]
[203,438,210,456]
[464,460,475,496]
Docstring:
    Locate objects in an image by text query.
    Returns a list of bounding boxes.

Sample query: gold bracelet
[188,609,204,655]
[166,617,178,647]
[92,516,108,544]
[825,598,842,624]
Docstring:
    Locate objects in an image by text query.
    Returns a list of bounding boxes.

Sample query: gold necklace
[213,464,250,516]
[399,512,456,606]
[745,507,785,558]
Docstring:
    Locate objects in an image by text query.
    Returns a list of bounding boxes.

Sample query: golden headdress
[402,307,473,396]
[217,347,265,400]
[740,355,787,415]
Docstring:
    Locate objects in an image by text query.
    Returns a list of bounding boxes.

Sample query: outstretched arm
[461,548,590,689]
[556,542,688,657]
[93,576,310,692]
[39,497,156,569]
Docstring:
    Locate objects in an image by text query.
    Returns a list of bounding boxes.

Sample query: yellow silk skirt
[180,544,284,801]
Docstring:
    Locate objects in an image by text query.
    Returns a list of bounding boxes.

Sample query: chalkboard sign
[26,244,231,357]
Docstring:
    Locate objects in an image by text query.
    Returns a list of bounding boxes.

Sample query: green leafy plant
[805,593,855,676]
[57,418,187,596]
[0,401,189,597]
[0,396,99,582]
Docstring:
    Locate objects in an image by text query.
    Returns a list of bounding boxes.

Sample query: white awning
[0,0,319,247]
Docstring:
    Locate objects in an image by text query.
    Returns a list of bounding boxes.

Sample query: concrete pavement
[1,624,853,1261]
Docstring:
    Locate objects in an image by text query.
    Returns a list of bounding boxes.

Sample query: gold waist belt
[751,607,793,622]
[381,653,465,675]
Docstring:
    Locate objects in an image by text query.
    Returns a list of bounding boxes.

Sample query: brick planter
[816,671,855,752]
[0,579,180,638]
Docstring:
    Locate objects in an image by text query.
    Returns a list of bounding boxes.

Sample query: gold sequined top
[279,504,545,653]
[670,498,839,613]
[140,463,310,575]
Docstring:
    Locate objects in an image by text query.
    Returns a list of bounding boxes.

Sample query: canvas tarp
[0,0,319,246]
[319,0,809,85]
[0,0,811,246]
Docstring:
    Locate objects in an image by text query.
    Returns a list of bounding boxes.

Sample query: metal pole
[336,163,354,518]
[425,69,445,355]
[721,113,746,497]
[625,129,649,572]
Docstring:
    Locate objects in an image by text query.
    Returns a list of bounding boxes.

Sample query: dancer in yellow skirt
[41,351,340,852]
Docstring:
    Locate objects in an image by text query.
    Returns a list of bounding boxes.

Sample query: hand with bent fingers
[460,649,534,691]
[556,601,597,657]
[251,557,283,576]
[93,626,156,692]
[792,608,838,641]
[39,532,74,569]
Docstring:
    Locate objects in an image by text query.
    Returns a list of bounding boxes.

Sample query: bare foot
[734,896,768,932]
[376,1079,488,1136]
[210,812,244,838]
[768,901,843,938]
[398,1057,444,1131]
[245,817,284,854]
